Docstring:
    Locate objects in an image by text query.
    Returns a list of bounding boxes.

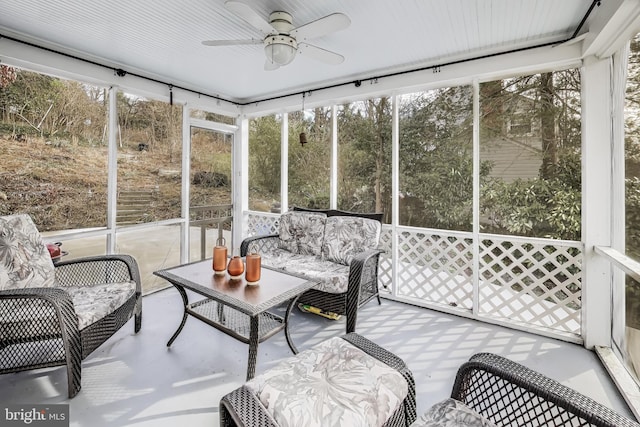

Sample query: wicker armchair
[241,208,383,334]
[450,352,640,427]
[0,214,142,398]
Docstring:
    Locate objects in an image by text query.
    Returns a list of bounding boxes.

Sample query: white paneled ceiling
[0,0,599,104]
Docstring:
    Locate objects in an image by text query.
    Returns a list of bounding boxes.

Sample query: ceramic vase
[245,252,261,285]
[213,245,228,275]
[227,255,244,280]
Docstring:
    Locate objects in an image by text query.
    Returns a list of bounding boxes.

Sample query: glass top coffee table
[154,259,318,380]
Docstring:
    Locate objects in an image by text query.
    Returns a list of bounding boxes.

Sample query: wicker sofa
[0,214,142,398]
[240,207,383,333]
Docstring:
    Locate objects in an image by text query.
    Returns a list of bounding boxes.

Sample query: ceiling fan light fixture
[264,35,297,66]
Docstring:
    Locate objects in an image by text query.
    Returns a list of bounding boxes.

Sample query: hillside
[0,134,231,231]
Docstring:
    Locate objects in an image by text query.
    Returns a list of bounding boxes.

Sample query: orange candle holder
[213,244,228,276]
[227,255,245,280]
[245,252,261,285]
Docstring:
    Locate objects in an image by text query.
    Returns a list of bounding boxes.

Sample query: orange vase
[227,256,244,280]
[245,253,261,285]
[213,245,228,275]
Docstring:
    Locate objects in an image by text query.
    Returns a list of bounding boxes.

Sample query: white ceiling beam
[241,43,583,117]
[582,0,640,59]
[0,37,241,117]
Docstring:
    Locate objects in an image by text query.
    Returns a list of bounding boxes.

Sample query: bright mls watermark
[2,405,69,426]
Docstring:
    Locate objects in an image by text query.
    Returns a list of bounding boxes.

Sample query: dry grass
[0,135,232,231]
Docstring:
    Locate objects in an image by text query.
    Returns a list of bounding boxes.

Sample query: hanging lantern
[299,92,308,147]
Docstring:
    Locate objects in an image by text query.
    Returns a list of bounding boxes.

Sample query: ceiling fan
[202,1,351,70]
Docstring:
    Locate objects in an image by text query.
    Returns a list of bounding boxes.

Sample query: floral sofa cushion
[277,211,327,256]
[411,398,497,427]
[246,336,408,427]
[0,214,56,291]
[261,250,350,294]
[322,216,381,266]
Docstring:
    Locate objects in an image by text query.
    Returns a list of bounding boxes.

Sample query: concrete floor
[0,289,635,427]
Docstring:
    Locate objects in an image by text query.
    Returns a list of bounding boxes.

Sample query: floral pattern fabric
[261,250,349,294]
[322,216,381,266]
[411,398,497,427]
[0,281,136,337]
[277,211,327,256]
[0,214,56,291]
[64,281,136,329]
[246,337,408,427]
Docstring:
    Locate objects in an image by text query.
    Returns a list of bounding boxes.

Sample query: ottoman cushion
[410,398,497,427]
[245,336,408,427]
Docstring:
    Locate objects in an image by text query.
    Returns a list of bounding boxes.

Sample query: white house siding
[481,136,542,182]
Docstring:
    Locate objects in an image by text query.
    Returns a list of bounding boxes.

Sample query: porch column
[180,104,191,264]
[281,113,288,213]
[235,116,249,252]
[581,55,613,349]
[106,86,118,254]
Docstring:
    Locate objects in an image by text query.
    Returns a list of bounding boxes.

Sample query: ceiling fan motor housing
[264,12,297,65]
[269,11,294,33]
[204,3,349,69]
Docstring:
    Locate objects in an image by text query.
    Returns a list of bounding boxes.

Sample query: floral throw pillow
[277,211,327,256]
[322,216,381,265]
[0,214,56,291]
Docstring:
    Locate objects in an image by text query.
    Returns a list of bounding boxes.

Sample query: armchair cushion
[0,214,56,290]
[278,211,327,256]
[245,336,408,427]
[65,281,136,329]
[322,216,381,266]
[0,282,136,339]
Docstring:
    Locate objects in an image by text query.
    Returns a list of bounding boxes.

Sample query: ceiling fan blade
[264,59,280,71]
[291,13,350,41]
[225,1,276,35]
[202,39,262,46]
[298,43,344,65]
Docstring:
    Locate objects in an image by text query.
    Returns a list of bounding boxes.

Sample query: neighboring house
[481,98,544,183]
[480,136,543,182]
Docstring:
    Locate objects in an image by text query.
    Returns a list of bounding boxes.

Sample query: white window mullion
[281,113,289,213]
[180,104,191,264]
[472,79,480,316]
[106,86,118,254]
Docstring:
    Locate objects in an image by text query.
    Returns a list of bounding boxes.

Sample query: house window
[509,114,532,135]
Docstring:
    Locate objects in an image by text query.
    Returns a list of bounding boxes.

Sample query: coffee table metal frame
[154,259,318,380]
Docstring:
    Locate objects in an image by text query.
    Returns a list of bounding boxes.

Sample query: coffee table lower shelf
[187,299,286,344]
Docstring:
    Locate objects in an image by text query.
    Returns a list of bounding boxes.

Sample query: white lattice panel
[479,236,582,335]
[246,212,279,236]
[396,229,473,309]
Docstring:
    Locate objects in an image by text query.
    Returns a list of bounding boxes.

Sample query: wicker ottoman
[220,333,417,427]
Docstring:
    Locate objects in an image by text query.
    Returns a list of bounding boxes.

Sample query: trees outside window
[0,67,109,231]
[337,98,392,222]
[288,107,331,209]
[116,92,183,225]
[479,71,582,240]
[399,86,474,231]
[248,115,281,212]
